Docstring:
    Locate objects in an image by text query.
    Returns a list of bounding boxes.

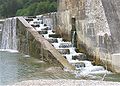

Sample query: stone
[25,18,33,22]
[31,24,40,27]
[74,62,86,68]
[57,49,70,54]
[47,38,58,43]
[72,53,87,61]
[38,30,48,34]
[28,16,36,18]
[49,34,61,38]
[59,43,72,48]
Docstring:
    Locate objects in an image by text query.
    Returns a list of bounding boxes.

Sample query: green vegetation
[0,0,57,18]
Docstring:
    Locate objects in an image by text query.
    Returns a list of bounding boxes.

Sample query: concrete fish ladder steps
[24,16,110,77]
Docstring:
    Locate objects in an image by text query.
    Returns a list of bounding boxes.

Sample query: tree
[0,0,57,18]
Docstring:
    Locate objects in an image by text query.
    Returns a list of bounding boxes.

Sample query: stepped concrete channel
[1,0,120,85]
[0,15,109,77]
[19,14,109,76]
[0,14,113,85]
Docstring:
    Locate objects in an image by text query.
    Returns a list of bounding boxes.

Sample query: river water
[0,51,76,85]
[0,51,120,85]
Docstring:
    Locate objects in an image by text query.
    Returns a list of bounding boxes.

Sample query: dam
[0,14,112,84]
[0,15,111,85]
[0,0,120,85]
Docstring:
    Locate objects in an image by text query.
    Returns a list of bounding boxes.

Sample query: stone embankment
[13,79,120,86]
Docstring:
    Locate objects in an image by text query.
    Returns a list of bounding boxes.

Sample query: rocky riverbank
[13,79,120,86]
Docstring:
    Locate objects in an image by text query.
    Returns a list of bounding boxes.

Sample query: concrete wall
[43,12,57,30]
[16,17,74,70]
[101,0,120,53]
[57,0,120,73]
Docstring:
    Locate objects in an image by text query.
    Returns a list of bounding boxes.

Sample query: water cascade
[27,16,110,78]
[0,24,3,31]
[0,18,17,52]
[72,31,76,47]
[0,24,3,45]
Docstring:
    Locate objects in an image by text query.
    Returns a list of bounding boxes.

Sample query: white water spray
[72,31,76,47]
[28,16,111,78]
[1,18,17,51]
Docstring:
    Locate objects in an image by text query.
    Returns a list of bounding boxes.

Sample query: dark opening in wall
[71,17,77,47]
[71,17,76,31]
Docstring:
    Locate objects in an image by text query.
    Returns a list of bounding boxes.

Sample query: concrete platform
[13,79,120,86]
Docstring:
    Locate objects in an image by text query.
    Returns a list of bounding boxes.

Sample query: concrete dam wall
[56,0,120,73]
[0,15,110,75]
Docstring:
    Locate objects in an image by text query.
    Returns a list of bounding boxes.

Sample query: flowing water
[0,17,76,85]
[29,16,108,74]
[0,16,120,85]
[1,18,17,50]
[72,31,76,47]
[0,51,120,85]
[0,51,76,85]
[27,16,120,82]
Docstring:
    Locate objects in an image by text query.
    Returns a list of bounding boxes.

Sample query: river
[1,51,120,85]
[0,51,76,85]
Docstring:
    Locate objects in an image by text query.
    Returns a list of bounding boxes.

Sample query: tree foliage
[0,0,57,18]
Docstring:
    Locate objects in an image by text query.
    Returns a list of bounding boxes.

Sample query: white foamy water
[23,55,30,57]
[43,34,49,39]
[69,47,77,54]
[28,16,111,76]
[57,38,63,43]
[0,49,18,53]
[72,31,76,47]
[48,30,54,34]
[52,43,60,48]
[1,17,17,50]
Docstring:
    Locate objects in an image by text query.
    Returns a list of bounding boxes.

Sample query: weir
[1,1,120,84]
[1,18,17,50]
[1,0,120,77]
[24,15,110,76]
[0,14,111,78]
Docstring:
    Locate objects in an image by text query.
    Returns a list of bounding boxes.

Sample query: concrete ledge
[14,79,120,86]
